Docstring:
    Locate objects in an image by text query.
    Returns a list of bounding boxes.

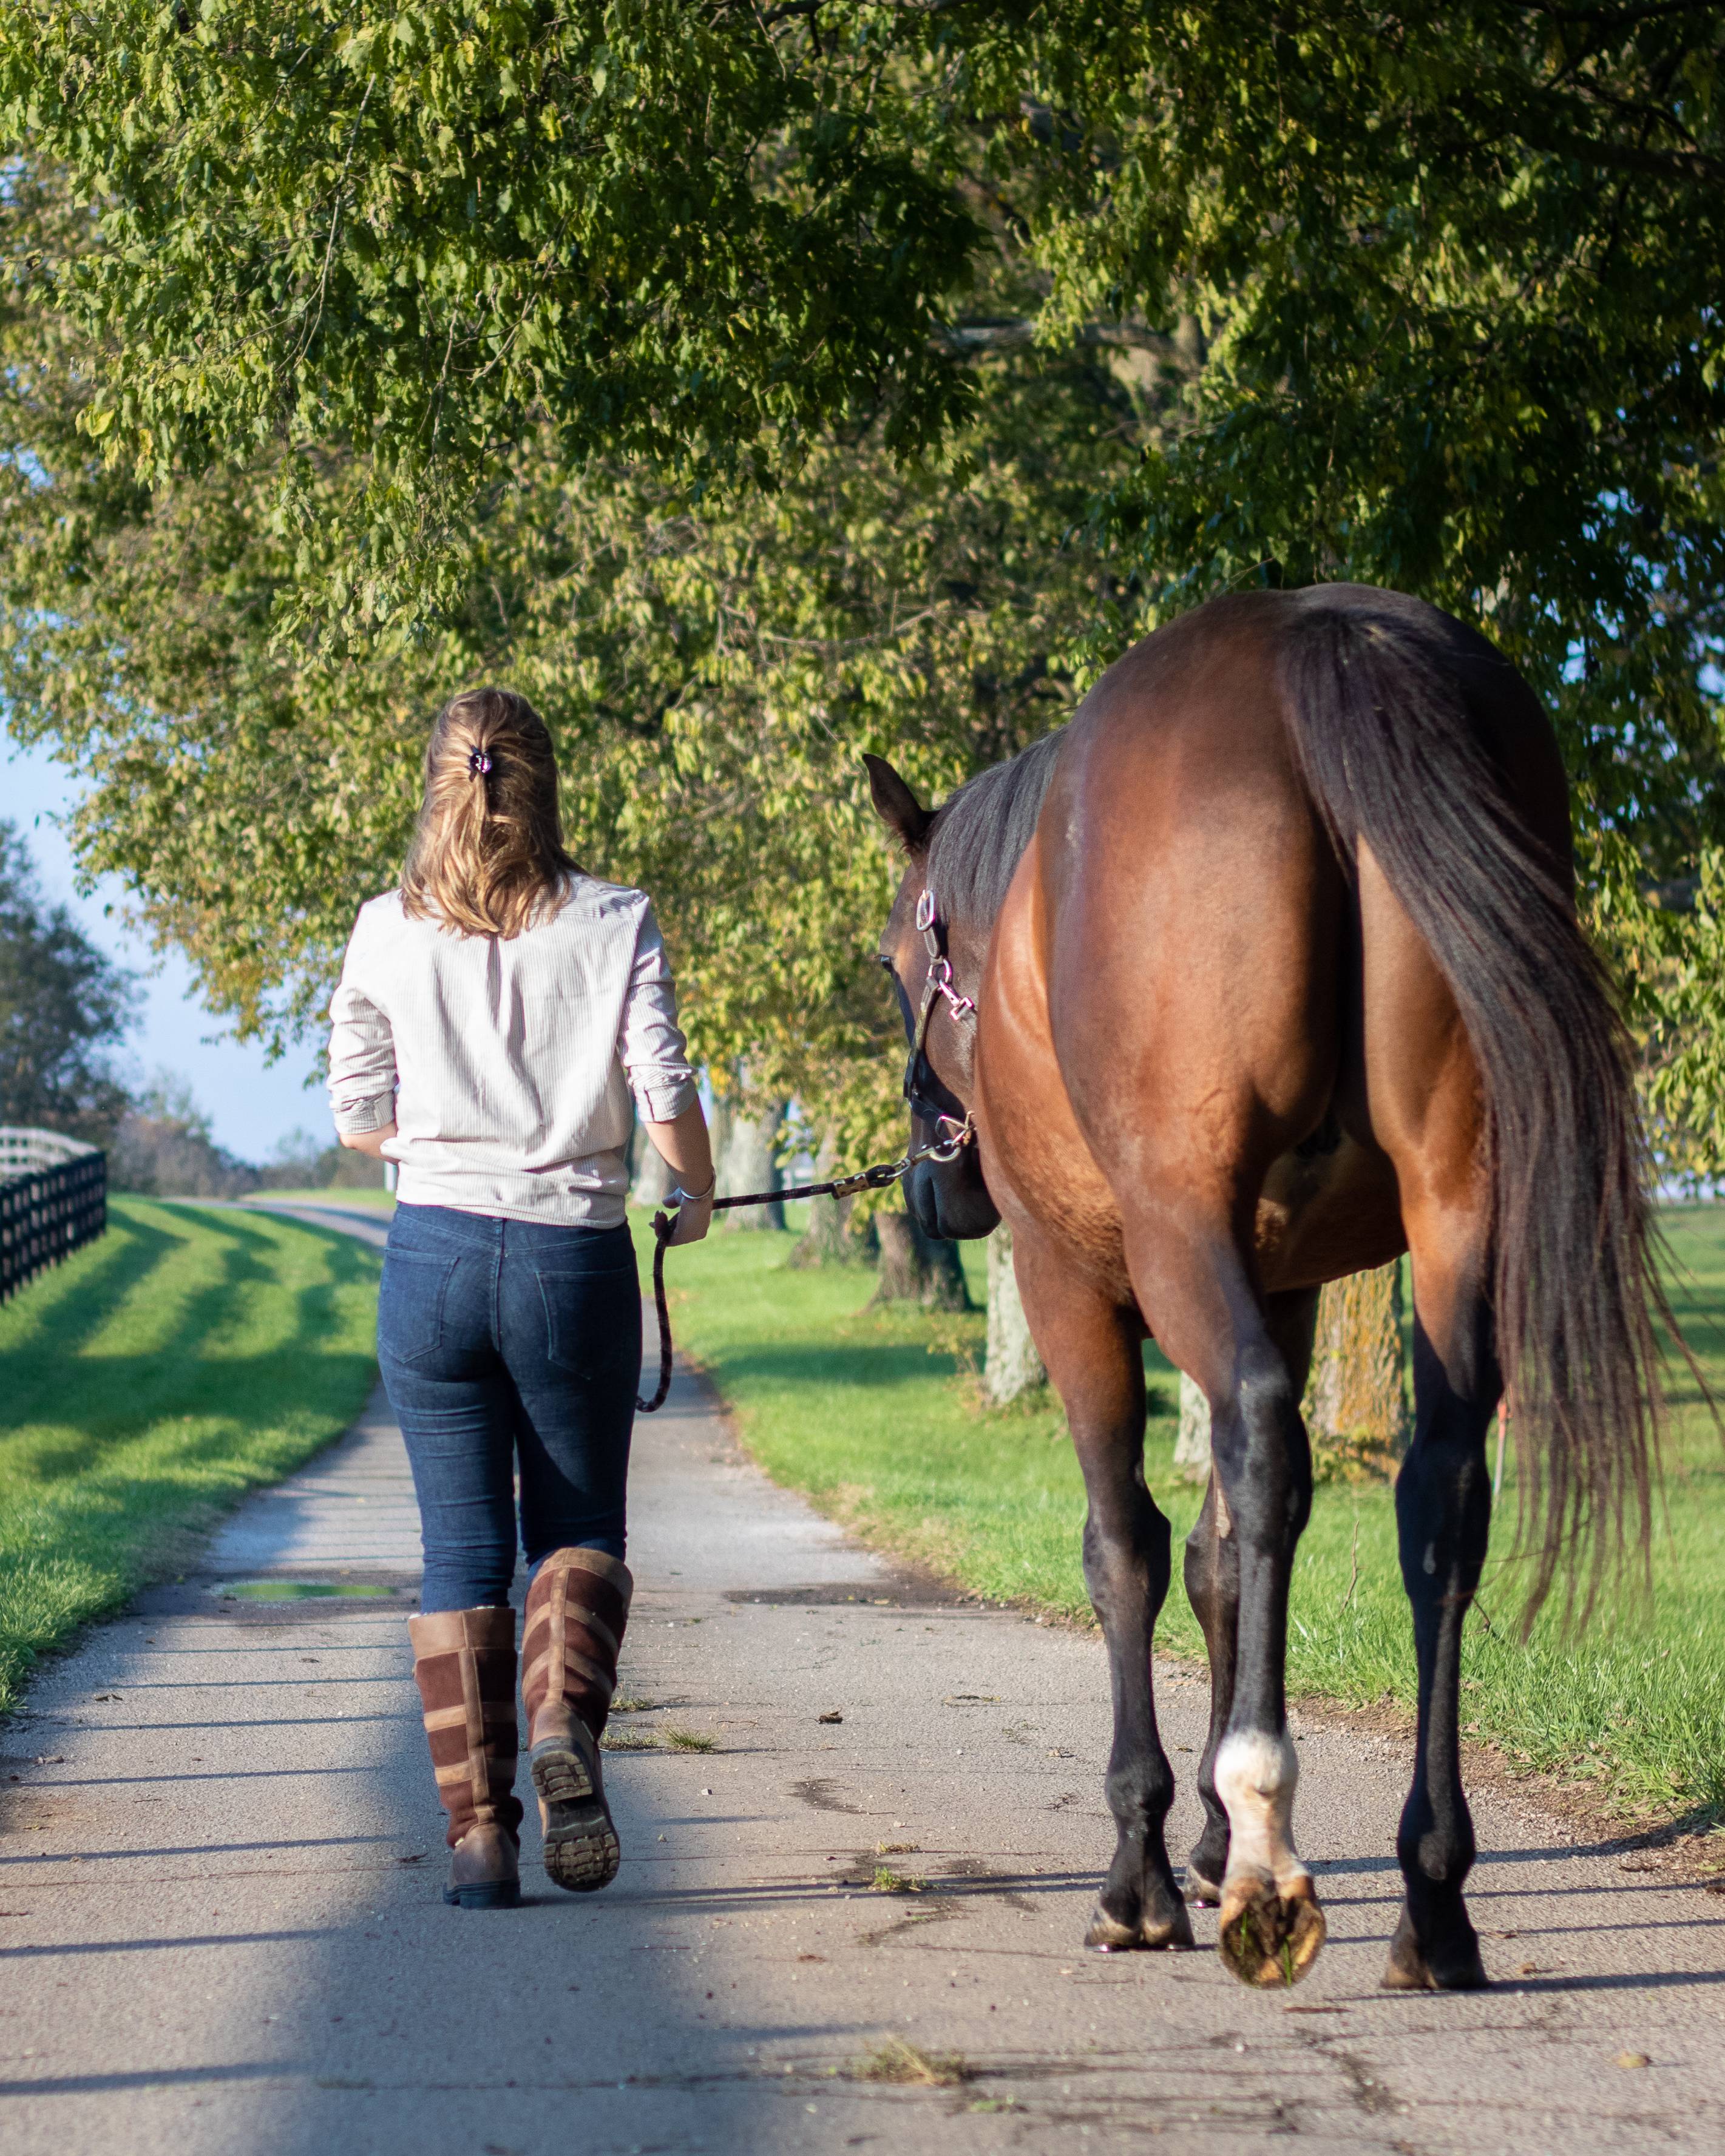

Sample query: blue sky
[2,721,336,1162]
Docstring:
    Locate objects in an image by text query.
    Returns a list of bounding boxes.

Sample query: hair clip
[468,749,493,777]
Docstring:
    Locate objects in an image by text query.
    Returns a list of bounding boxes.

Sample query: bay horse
[866,583,1665,1990]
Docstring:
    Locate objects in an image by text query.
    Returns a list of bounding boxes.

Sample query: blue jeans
[376,1204,641,1613]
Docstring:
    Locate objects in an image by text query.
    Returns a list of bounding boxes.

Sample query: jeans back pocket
[534,1263,637,1379]
[378,1248,458,1369]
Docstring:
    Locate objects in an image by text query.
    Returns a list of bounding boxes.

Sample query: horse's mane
[925,728,1068,927]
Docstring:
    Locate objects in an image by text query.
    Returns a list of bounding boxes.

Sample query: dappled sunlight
[0,1204,185,1381]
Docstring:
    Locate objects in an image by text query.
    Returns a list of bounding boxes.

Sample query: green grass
[245,1188,397,1209]
[639,1208,1725,1828]
[0,1197,382,1713]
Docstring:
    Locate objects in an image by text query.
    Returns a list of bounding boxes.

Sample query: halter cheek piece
[903,889,978,1161]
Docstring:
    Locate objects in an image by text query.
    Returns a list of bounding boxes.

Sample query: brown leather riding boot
[408,1606,524,1910]
[521,1548,633,1893]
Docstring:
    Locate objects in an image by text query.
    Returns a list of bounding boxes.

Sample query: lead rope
[639,885,975,1413]
[634,1121,975,1414]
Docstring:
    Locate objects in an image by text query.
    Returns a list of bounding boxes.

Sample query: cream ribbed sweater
[326,877,697,1225]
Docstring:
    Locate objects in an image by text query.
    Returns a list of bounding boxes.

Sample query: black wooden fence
[0,1128,107,1303]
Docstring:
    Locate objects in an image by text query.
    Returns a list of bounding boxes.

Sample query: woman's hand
[338,1120,396,1158]
[643,1102,716,1245]
[664,1186,714,1246]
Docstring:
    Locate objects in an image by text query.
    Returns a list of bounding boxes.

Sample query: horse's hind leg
[1012,1223,1193,1953]
[1355,850,1497,1989]
[1128,1215,1324,1987]
[1184,1288,1320,1907]
[1384,1225,1497,1991]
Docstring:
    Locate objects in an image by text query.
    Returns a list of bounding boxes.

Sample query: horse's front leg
[1012,1224,1193,1953]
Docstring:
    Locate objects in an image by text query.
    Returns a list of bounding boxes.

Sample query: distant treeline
[1,817,376,1195]
[109,1078,385,1199]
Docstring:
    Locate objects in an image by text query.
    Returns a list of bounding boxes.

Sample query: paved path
[2,1202,1723,2154]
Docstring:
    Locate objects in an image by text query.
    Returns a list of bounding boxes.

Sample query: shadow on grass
[1,1203,385,1709]
[3,1206,381,1487]
[703,1337,981,1394]
[0,1205,186,1397]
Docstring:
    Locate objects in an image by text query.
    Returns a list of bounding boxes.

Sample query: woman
[327,686,714,1911]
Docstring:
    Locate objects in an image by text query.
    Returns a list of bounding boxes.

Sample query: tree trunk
[715,1096,787,1229]
[1304,1262,1409,1473]
[871,1208,974,1310]
[985,1225,1045,1404]
[1171,1263,1408,1484]
[1174,1374,1212,1480]
[787,1132,864,1267]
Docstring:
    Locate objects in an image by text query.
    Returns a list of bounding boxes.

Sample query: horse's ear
[864,755,933,853]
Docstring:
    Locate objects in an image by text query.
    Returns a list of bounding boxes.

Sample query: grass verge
[243,1188,396,1210]
[637,1209,1725,1831]
[0,1197,382,1713]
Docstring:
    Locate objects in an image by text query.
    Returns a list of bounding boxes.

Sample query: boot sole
[532,1737,620,1893]
[442,1879,522,1910]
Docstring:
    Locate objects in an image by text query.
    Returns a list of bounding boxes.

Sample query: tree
[711,1095,787,1233]
[0,162,1130,1157]
[7,0,1725,1417]
[1302,1268,1410,1478]
[0,820,134,1143]
[966,4,1725,1132]
[109,1073,259,1197]
[7,9,1724,1143]
[871,1207,972,1313]
[0,2,977,637]
[985,1225,1045,1406]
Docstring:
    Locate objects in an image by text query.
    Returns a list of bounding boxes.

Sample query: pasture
[0,1198,382,1713]
[638,1206,1725,1833]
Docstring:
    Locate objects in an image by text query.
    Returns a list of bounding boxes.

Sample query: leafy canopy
[0,157,1131,1147]
[0,2,978,628]
[5,5,1725,1151]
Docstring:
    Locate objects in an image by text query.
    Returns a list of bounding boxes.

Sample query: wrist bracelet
[670,1171,716,1205]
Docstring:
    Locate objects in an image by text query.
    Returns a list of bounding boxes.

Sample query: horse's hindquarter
[954,583,1598,1994]
[977,593,1405,1302]
[977,826,1134,1293]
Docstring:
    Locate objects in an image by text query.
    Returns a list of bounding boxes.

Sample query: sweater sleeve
[326,919,399,1135]
[618,901,699,1123]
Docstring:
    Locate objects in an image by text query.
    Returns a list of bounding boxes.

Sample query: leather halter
[902,888,978,1158]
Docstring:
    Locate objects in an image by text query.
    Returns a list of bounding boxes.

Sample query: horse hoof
[1143,1900,1197,1950]
[1083,1897,1196,1952]
[1085,1903,1142,1952]
[1217,1874,1326,1988]
[1381,1911,1489,1992]
[1186,1830,1229,1905]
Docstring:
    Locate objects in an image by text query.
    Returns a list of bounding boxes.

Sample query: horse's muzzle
[905,1151,999,1242]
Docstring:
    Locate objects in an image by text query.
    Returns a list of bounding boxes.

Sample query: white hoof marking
[1214,1729,1310,1894]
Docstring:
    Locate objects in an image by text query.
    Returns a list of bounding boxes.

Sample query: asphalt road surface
[2,1198,1721,2154]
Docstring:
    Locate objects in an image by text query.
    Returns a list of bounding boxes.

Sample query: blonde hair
[400,687,578,938]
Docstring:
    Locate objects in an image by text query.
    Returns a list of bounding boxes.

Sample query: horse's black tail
[1280,596,1668,1625]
